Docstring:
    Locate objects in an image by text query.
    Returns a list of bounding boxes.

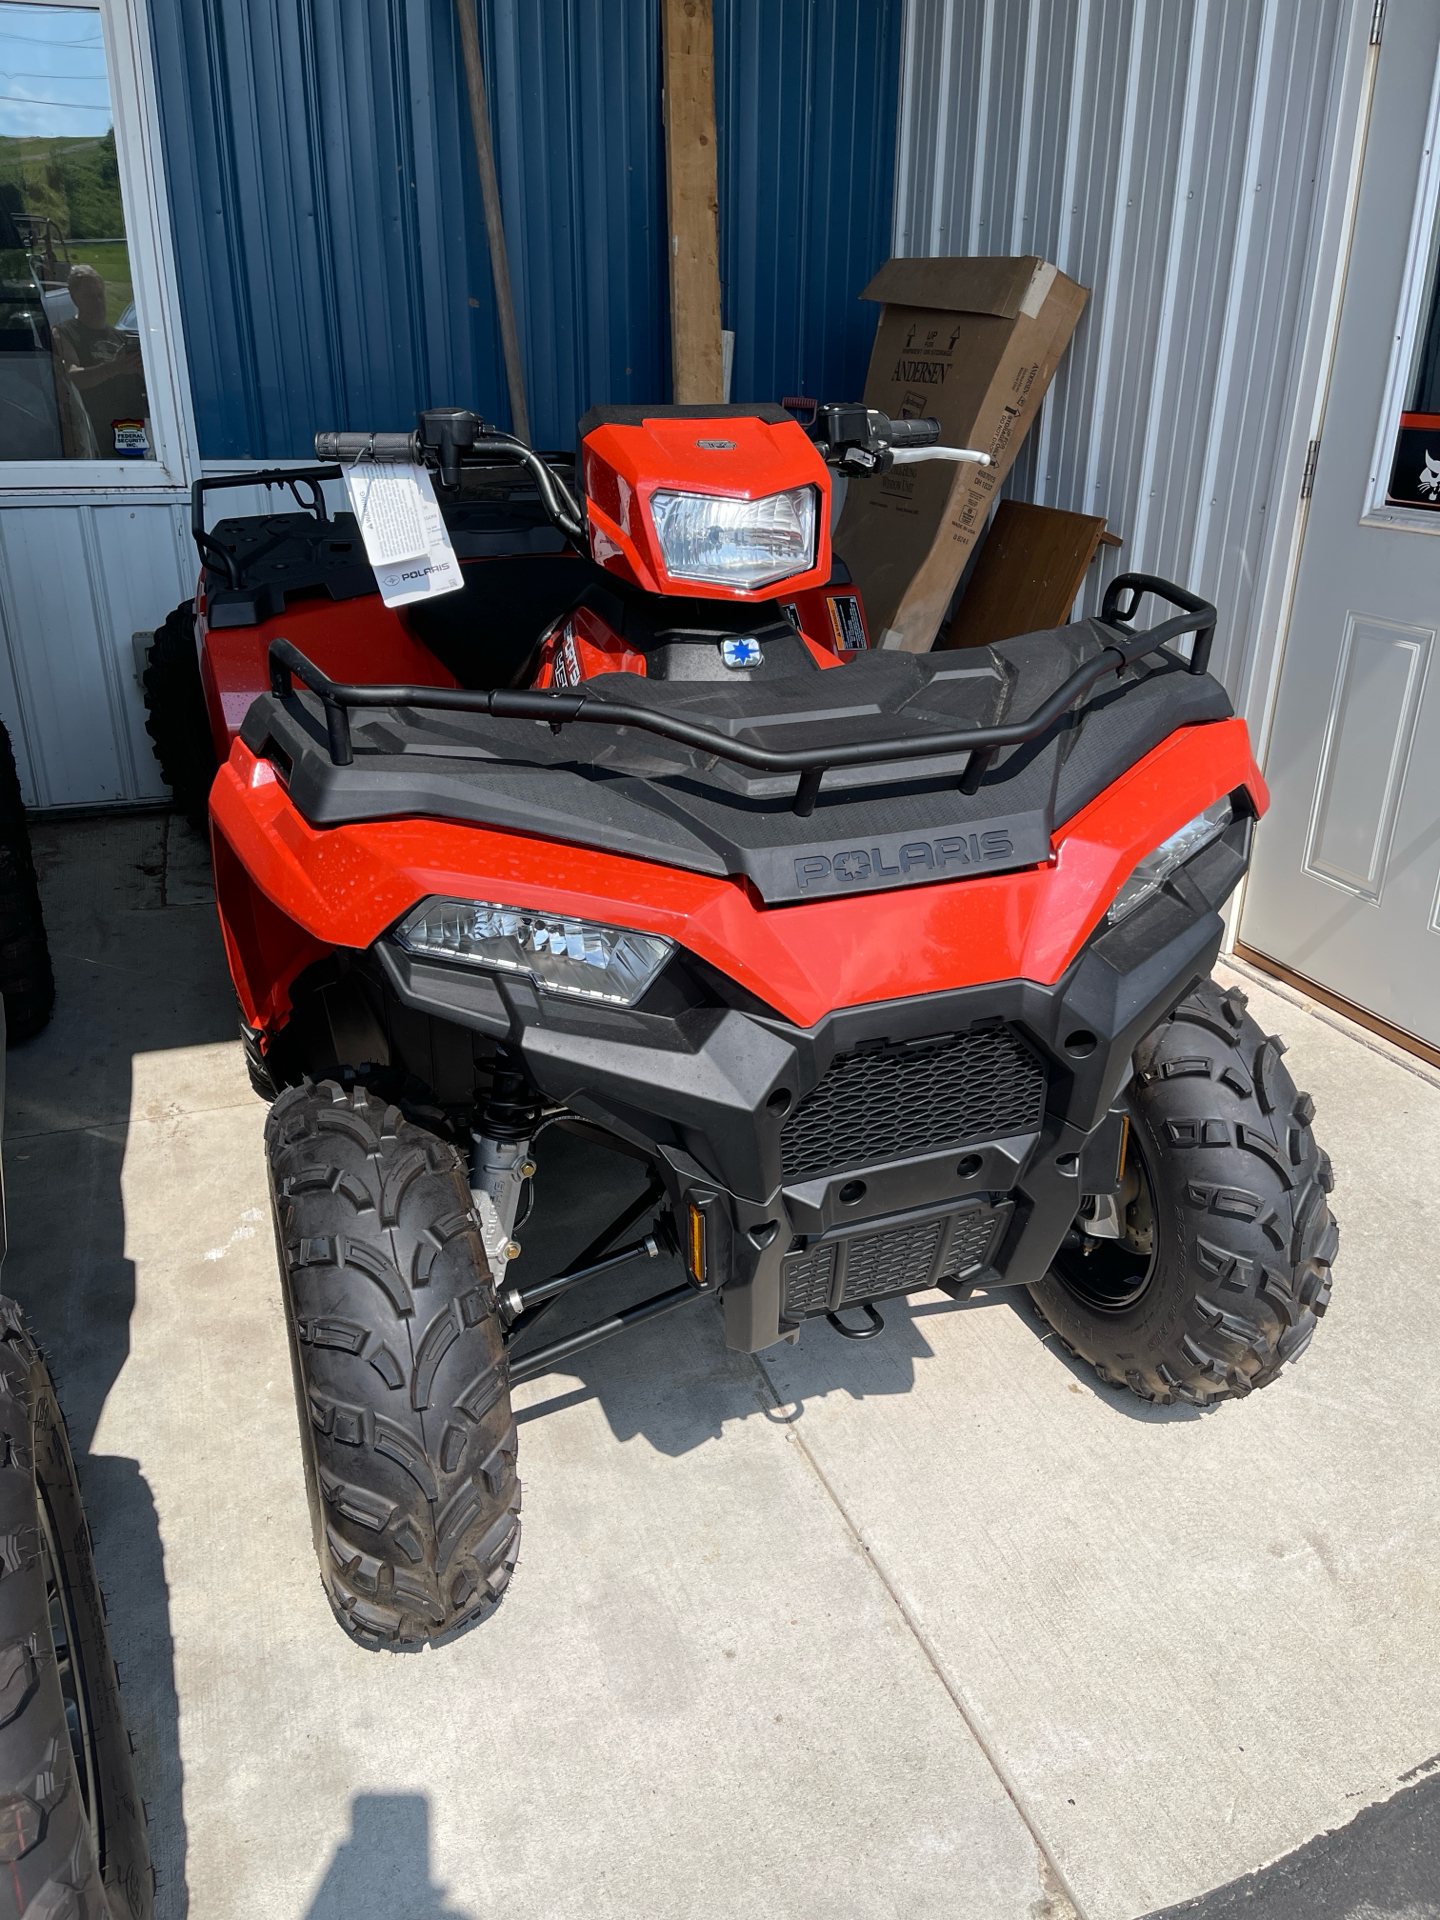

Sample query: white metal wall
[895,0,1353,704]
[0,501,190,808]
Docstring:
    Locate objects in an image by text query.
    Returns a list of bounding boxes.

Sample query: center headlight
[396,898,674,1006]
[648,485,817,588]
[1107,797,1234,924]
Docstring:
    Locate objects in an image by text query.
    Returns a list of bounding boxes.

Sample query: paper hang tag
[342,459,464,608]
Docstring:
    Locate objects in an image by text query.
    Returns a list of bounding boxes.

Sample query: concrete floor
[5,812,1439,1920]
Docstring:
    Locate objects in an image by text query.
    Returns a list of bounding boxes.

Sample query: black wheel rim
[1051,1124,1159,1313]
[37,1493,101,1860]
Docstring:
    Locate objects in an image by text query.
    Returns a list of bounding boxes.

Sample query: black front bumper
[375,824,1249,1352]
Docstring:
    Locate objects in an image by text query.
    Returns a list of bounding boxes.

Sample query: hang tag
[342,459,464,608]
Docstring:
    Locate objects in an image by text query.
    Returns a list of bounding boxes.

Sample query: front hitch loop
[826,1304,885,1341]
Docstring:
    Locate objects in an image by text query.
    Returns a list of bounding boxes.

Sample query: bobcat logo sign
[1422,450,1440,501]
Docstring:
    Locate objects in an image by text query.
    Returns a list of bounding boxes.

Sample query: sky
[0,2,111,142]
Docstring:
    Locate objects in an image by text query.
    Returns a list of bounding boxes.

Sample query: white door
[1241,0,1440,1050]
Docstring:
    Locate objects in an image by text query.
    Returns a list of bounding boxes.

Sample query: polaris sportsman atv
[147,400,1337,1648]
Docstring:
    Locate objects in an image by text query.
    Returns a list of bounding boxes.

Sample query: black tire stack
[0,725,52,1046]
[1030,976,1338,1405]
[0,1299,152,1920]
[265,1082,521,1647]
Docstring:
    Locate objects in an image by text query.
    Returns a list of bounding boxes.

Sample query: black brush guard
[265,574,1217,818]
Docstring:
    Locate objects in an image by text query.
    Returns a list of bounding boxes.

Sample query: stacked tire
[0,1299,152,1920]
[0,726,52,1046]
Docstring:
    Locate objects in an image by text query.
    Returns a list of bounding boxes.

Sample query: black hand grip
[1101,572,1218,677]
[312,430,419,462]
[883,416,942,448]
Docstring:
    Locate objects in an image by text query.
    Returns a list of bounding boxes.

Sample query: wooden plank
[661,0,724,403]
[937,500,1120,650]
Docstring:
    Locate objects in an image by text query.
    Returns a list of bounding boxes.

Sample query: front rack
[265,573,1218,818]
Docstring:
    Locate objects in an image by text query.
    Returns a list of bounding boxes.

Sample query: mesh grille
[781,1026,1046,1184]
[941,1207,1004,1281]
[840,1219,945,1303]
[781,1202,1008,1319]
[782,1244,836,1319]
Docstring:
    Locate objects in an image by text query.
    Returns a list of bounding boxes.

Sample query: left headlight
[648,486,817,588]
[1107,797,1234,924]
[396,898,674,1006]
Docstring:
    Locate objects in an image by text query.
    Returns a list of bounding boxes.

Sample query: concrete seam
[751,1351,1090,1920]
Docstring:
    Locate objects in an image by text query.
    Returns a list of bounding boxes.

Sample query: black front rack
[265,574,1217,818]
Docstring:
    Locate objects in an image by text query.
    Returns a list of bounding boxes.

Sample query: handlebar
[313,431,419,463]
[884,416,942,449]
[312,411,587,550]
[792,401,990,476]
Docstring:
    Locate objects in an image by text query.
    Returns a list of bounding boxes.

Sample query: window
[0,0,151,462]
[1385,252,1440,509]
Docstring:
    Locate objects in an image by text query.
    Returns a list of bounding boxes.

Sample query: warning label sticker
[343,460,464,607]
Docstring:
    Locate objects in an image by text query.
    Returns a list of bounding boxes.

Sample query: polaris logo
[795,831,1015,891]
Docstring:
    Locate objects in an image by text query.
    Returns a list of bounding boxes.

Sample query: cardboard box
[833,255,1089,653]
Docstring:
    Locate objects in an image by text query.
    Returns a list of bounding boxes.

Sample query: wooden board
[937,500,1121,650]
[661,0,724,403]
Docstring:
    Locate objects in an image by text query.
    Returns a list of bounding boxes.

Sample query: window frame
[0,0,196,495]
[1363,37,1440,534]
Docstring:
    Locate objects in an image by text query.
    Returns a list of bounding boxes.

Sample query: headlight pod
[1107,798,1234,924]
[396,898,674,1006]
[648,485,817,588]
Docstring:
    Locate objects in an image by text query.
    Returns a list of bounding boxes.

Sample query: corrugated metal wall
[148,0,669,456]
[0,501,188,808]
[715,0,903,404]
[149,0,901,460]
[895,0,1350,698]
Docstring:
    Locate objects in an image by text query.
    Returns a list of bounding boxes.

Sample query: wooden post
[661,0,724,403]
[456,0,531,444]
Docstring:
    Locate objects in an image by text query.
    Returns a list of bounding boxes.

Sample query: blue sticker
[721,637,763,669]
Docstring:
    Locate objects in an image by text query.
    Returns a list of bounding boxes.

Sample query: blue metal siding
[149,0,900,459]
[714,0,902,406]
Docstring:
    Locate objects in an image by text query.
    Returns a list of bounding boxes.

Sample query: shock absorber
[470,1049,540,1283]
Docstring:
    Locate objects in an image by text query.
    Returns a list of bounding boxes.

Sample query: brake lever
[887,447,992,467]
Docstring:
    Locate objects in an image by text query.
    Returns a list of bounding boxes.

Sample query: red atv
[145,402,1337,1648]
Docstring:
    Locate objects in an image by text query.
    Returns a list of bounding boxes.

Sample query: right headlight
[648,485,817,588]
[395,897,674,1006]
[1107,798,1234,924]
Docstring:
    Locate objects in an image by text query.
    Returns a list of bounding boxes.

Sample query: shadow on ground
[305,1796,473,1920]
[3,811,236,1919]
[508,1121,1192,1454]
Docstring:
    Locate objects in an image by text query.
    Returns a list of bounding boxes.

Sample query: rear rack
[265,574,1217,818]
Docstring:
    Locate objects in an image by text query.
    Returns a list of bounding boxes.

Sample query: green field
[0,129,132,322]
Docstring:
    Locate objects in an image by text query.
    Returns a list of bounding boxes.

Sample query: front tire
[1029,977,1338,1406]
[265,1082,521,1647]
[0,1298,153,1920]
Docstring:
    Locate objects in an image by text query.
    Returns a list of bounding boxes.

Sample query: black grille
[781,1026,1046,1183]
[782,1244,836,1318]
[941,1205,1006,1281]
[781,1200,1011,1320]
[840,1218,945,1303]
